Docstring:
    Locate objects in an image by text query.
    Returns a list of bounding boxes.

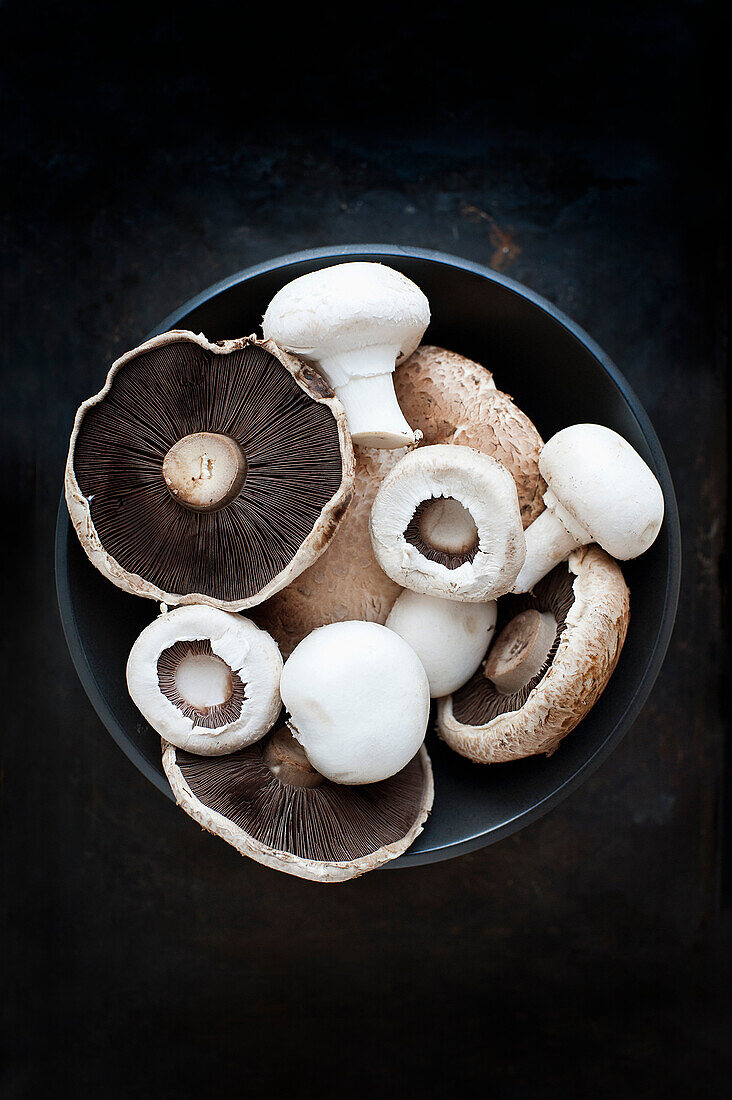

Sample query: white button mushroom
[512,424,665,593]
[126,605,283,755]
[386,589,497,698]
[262,262,430,449]
[279,621,430,784]
[369,444,526,602]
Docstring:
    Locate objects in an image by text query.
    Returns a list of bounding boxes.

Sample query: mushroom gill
[163,736,434,882]
[66,331,354,610]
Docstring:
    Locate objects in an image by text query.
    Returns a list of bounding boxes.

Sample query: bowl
[55,245,681,867]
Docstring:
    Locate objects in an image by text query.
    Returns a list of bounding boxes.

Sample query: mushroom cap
[437,545,630,763]
[540,424,665,559]
[252,446,404,657]
[162,740,434,883]
[386,590,497,698]
[126,605,283,755]
[280,621,431,784]
[65,330,354,610]
[262,262,430,371]
[370,444,526,602]
[394,345,546,528]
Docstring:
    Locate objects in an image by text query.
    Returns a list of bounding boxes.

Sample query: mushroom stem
[162,432,247,512]
[329,368,418,449]
[417,497,479,556]
[263,726,325,789]
[511,503,585,593]
[484,609,557,694]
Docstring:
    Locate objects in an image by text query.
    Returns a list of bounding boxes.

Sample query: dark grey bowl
[55,245,681,867]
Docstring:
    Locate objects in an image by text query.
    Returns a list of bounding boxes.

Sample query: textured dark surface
[1,2,728,1097]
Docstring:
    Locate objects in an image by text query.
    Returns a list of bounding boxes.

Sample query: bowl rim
[55,244,682,867]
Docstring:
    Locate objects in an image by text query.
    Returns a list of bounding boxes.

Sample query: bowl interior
[56,248,681,866]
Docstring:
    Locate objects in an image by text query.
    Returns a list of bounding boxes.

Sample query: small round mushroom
[512,424,664,593]
[438,546,630,763]
[394,345,546,527]
[126,605,283,755]
[386,589,497,698]
[370,444,526,602]
[65,330,355,610]
[162,731,434,882]
[279,621,431,784]
[262,262,430,449]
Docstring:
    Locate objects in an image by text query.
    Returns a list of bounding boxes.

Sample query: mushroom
[437,546,630,763]
[386,589,497,697]
[65,330,354,610]
[262,262,430,449]
[162,731,434,882]
[126,605,282,755]
[279,621,431,784]
[512,424,664,593]
[394,345,546,528]
[369,444,526,602]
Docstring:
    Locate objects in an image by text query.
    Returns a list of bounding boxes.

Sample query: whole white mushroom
[279,621,430,784]
[512,424,665,593]
[263,262,430,449]
[386,589,497,698]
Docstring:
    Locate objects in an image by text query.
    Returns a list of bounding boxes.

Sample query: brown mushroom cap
[253,446,404,656]
[394,345,546,528]
[65,330,354,610]
[437,546,630,763]
[162,737,434,883]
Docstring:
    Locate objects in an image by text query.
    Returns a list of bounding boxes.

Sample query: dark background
[1,2,728,1096]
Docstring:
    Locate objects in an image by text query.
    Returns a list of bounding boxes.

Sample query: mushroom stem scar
[162,432,247,513]
[263,726,325,789]
[484,609,557,695]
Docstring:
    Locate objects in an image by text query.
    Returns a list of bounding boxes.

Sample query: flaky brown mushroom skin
[65,330,355,611]
[394,345,546,528]
[253,446,404,657]
[162,742,434,883]
[437,546,630,763]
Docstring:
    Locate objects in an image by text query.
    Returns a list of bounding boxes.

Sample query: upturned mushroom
[65,330,354,610]
[394,345,546,527]
[127,605,283,755]
[162,730,433,882]
[512,424,664,593]
[370,444,526,602]
[279,621,431,784]
[262,262,430,449]
[386,590,497,698]
[438,546,630,763]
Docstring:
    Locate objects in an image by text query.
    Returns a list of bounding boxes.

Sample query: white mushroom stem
[511,424,665,593]
[484,609,557,694]
[512,496,587,593]
[163,432,247,512]
[417,496,479,556]
[330,370,419,450]
[386,590,497,698]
